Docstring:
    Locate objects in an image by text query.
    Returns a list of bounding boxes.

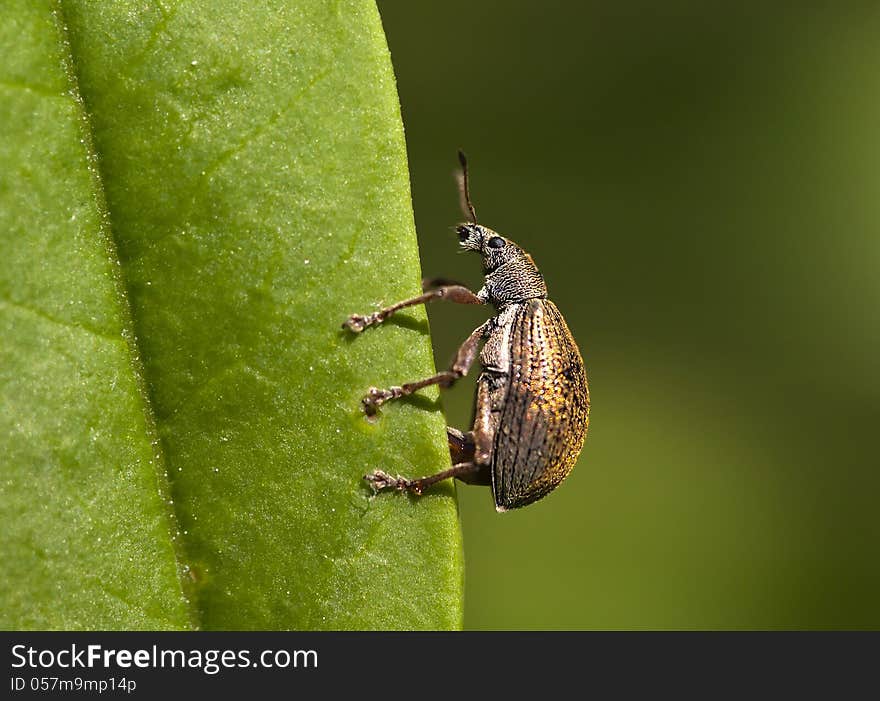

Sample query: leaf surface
[0,0,462,630]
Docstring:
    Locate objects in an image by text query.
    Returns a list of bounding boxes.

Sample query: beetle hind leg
[447,427,491,485]
[365,461,490,495]
[362,428,491,496]
[447,427,474,463]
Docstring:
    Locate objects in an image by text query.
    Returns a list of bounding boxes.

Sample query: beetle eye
[487,236,505,249]
[457,226,470,242]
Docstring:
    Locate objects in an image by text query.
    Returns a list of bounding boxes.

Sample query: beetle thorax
[482,253,547,306]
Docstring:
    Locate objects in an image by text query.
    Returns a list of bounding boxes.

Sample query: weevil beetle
[343,152,590,511]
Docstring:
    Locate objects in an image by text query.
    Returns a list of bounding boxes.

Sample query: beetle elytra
[343,152,590,511]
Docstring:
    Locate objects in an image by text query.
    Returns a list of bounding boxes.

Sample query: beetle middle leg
[361,323,486,415]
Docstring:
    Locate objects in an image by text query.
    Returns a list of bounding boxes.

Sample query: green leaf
[0,0,462,630]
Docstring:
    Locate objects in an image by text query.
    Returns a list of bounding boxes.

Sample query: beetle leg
[365,461,490,495]
[456,462,493,486]
[361,323,486,415]
[343,284,483,333]
[447,427,475,464]
[446,428,492,485]
[472,374,502,466]
[421,277,467,291]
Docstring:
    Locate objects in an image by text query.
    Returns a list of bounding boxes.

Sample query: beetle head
[457,223,548,302]
[456,223,515,269]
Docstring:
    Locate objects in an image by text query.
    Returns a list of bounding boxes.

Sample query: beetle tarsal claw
[361,387,401,416]
[364,470,412,493]
[342,313,368,333]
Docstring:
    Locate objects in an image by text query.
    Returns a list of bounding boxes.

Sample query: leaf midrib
[52,0,197,630]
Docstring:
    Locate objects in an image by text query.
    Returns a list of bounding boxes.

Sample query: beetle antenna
[457,149,478,223]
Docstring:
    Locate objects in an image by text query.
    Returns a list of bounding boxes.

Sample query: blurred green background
[376,1,880,629]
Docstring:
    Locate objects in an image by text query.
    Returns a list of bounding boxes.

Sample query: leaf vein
[53,0,198,630]
[0,79,66,99]
[123,1,181,75]
[195,65,333,190]
[0,297,122,344]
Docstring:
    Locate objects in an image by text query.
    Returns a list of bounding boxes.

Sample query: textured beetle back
[491,299,590,510]
[482,252,547,305]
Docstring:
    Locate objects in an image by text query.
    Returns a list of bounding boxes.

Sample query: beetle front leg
[361,323,486,416]
[343,284,483,333]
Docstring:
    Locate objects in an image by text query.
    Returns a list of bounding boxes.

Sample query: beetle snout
[456,223,483,251]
